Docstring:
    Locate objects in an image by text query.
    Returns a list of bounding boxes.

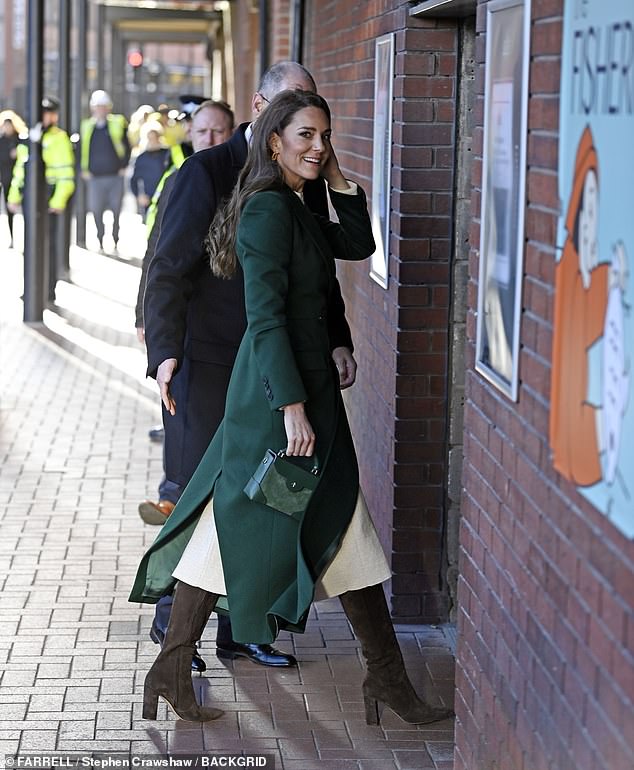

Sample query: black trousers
[0,168,14,241]
[155,593,232,642]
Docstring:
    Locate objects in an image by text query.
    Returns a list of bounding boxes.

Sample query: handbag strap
[277,449,319,475]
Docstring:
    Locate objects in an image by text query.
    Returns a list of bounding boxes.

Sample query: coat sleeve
[143,153,219,378]
[134,172,177,328]
[304,177,354,353]
[327,279,353,353]
[237,191,308,411]
[129,155,141,197]
[318,186,375,262]
[321,186,374,353]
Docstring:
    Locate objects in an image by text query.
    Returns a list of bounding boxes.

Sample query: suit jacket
[143,123,353,379]
[135,169,176,328]
[131,186,375,643]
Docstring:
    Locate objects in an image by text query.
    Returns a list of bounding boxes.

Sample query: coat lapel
[286,189,336,288]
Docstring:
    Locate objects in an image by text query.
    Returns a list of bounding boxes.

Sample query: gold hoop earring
[271,150,279,161]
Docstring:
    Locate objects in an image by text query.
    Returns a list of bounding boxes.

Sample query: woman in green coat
[132,90,453,728]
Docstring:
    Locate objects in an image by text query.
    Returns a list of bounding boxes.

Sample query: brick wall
[227,2,261,122]
[270,0,292,62]
[457,1,634,768]
[304,1,459,622]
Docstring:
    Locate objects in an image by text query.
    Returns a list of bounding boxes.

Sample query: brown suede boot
[143,581,223,722]
[339,583,454,726]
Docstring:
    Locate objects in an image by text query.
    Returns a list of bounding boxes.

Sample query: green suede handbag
[243,449,320,518]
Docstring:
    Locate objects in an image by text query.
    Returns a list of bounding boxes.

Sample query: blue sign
[552,0,634,537]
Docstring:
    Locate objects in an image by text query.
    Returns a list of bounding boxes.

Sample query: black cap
[42,96,61,112]
[176,94,208,122]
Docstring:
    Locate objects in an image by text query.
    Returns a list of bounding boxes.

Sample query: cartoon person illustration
[601,241,630,486]
[549,126,610,486]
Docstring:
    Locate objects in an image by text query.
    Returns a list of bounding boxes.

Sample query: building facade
[294,0,633,767]
[4,1,632,765]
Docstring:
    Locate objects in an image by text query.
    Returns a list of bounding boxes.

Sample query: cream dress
[173,489,391,601]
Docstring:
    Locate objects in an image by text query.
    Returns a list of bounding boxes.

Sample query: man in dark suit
[142,61,357,669]
[137,99,236,524]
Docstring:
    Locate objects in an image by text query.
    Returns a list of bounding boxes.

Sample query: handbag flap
[243,449,320,517]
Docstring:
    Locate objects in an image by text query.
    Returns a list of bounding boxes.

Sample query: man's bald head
[251,61,317,118]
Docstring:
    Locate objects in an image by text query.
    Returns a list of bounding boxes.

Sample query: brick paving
[0,221,456,769]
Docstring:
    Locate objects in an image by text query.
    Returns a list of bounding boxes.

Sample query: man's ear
[252,92,266,117]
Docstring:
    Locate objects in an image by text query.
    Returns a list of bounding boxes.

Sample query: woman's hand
[282,402,315,456]
[321,138,348,191]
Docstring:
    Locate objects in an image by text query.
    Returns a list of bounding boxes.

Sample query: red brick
[527,133,559,170]
[396,75,455,99]
[531,18,563,56]
[529,94,560,131]
[527,169,559,210]
[400,27,457,52]
[531,62,563,98]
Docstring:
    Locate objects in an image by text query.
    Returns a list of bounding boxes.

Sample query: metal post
[96,3,105,89]
[23,0,46,323]
[74,0,88,247]
[111,27,125,116]
[291,0,305,62]
[56,0,72,281]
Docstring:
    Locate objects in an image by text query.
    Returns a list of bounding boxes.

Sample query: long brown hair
[207,89,331,278]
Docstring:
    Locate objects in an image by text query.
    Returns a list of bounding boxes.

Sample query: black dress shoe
[216,641,297,667]
[148,425,164,443]
[149,623,207,673]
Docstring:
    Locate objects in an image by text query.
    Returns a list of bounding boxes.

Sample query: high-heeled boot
[339,583,454,726]
[142,581,223,722]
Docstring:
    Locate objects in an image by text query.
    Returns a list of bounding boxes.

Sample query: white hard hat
[90,89,112,108]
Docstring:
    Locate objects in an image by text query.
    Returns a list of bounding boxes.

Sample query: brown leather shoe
[138,499,175,525]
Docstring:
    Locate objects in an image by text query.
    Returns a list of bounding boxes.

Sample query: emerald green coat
[129,184,375,643]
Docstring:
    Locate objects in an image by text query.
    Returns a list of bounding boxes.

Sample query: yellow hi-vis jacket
[144,143,188,235]
[8,126,75,210]
[80,113,128,171]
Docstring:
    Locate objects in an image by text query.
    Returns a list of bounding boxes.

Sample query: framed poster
[370,33,394,289]
[475,0,531,400]
[550,0,634,538]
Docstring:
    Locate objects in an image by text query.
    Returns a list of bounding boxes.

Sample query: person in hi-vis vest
[8,96,75,300]
[80,90,130,254]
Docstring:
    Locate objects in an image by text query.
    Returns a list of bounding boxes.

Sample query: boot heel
[143,686,159,720]
[364,695,382,726]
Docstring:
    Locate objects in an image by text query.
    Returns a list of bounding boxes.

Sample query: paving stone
[96,712,133,729]
[393,749,437,769]
[58,720,96,740]
[0,739,21,754]
[279,736,322,759]
[426,741,455,762]
[1,670,37,688]
[24,711,96,723]
[18,731,59,749]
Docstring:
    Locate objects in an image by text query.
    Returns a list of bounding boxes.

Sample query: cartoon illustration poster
[551,0,633,537]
